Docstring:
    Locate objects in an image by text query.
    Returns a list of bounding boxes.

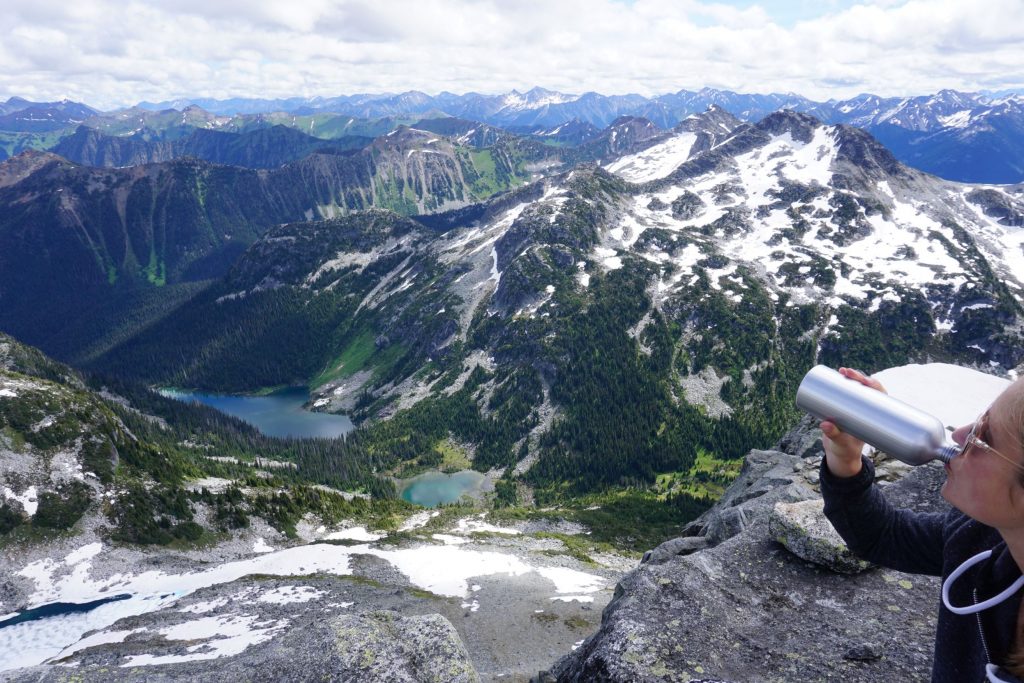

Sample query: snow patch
[252,538,274,554]
[452,514,521,536]
[398,510,441,531]
[2,486,38,517]
[256,586,323,605]
[938,110,972,128]
[324,526,384,542]
[120,614,288,667]
[605,132,698,182]
[873,363,1010,430]
[536,566,605,595]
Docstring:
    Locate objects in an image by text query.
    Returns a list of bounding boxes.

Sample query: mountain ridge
[86,108,1024,500]
[0,129,536,362]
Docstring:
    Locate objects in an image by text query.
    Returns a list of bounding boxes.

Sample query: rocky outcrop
[335,612,480,682]
[769,499,870,574]
[678,449,818,547]
[546,421,951,682]
[8,589,479,682]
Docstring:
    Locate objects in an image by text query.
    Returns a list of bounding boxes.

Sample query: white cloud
[0,0,1021,110]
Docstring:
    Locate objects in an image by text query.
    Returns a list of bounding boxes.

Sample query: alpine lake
[160,387,483,506]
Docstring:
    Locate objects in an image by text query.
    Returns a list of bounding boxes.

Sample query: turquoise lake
[160,387,353,439]
[400,470,487,507]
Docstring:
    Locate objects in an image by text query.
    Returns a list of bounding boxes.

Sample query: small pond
[400,470,488,507]
[159,387,353,439]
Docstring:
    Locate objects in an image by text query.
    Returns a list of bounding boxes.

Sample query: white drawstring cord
[987,663,1016,682]
[942,549,1024,615]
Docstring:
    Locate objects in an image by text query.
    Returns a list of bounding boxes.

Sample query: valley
[2,85,1023,681]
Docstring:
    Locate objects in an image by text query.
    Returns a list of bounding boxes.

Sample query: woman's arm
[818,367,945,576]
[820,455,946,576]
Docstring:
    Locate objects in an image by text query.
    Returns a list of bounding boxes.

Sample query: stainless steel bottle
[796,365,959,465]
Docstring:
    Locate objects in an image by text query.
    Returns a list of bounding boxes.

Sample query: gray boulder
[773,413,824,459]
[682,449,819,546]
[642,536,708,565]
[333,611,480,683]
[769,499,871,574]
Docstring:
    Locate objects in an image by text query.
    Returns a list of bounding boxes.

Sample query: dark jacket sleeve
[820,456,945,577]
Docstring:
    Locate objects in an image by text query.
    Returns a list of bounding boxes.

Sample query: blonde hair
[1007,379,1024,484]
[996,378,1024,675]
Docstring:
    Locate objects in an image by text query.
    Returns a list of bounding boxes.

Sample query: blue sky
[711,0,900,25]
[1,0,1019,109]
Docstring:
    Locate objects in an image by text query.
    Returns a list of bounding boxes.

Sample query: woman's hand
[820,367,887,478]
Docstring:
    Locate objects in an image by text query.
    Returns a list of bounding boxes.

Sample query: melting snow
[4,514,606,671]
[252,538,274,554]
[490,246,502,286]
[324,526,384,542]
[873,363,1010,430]
[398,509,441,531]
[595,247,623,270]
[938,110,972,128]
[256,586,324,605]
[432,533,469,545]
[2,486,38,517]
[120,614,288,667]
[536,566,605,595]
[452,514,521,536]
[53,627,148,660]
[605,132,698,182]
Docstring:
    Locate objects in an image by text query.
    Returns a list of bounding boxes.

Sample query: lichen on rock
[768,499,872,574]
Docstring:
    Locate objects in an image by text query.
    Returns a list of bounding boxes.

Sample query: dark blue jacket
[821,456,1024,683]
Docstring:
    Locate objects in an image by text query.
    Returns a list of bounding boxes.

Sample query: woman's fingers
[838,366,887,394]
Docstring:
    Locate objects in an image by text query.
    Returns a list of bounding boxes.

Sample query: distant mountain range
[2,87,1024,182]
[50,124,372,169]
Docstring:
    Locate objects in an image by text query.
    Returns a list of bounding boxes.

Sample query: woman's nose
[951,424,971,447]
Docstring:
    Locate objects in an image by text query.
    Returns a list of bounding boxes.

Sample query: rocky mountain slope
[0,331,400,547]
[0,98,98,133]
[0,127,535,363]
[93,108,1024,501]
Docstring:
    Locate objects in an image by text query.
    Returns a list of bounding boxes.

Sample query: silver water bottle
[795,365,959,465]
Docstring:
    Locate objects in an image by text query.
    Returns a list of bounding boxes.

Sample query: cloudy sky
[3,0,1023,110]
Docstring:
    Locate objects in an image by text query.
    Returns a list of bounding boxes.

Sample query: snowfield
[0,513,606,672]
[605,132,698,182]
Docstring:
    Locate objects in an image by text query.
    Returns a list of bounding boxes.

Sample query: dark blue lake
[160,387,353,439]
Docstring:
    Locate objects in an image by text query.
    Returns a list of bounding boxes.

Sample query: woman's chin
[940,481,953,505]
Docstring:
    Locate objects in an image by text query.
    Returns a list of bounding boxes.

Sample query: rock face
[9,603,478,682]
[3,571,489,682]
[680,449,819,547]
[546,422,951,682]
[769,499,871,575]
[334,612,480,682]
